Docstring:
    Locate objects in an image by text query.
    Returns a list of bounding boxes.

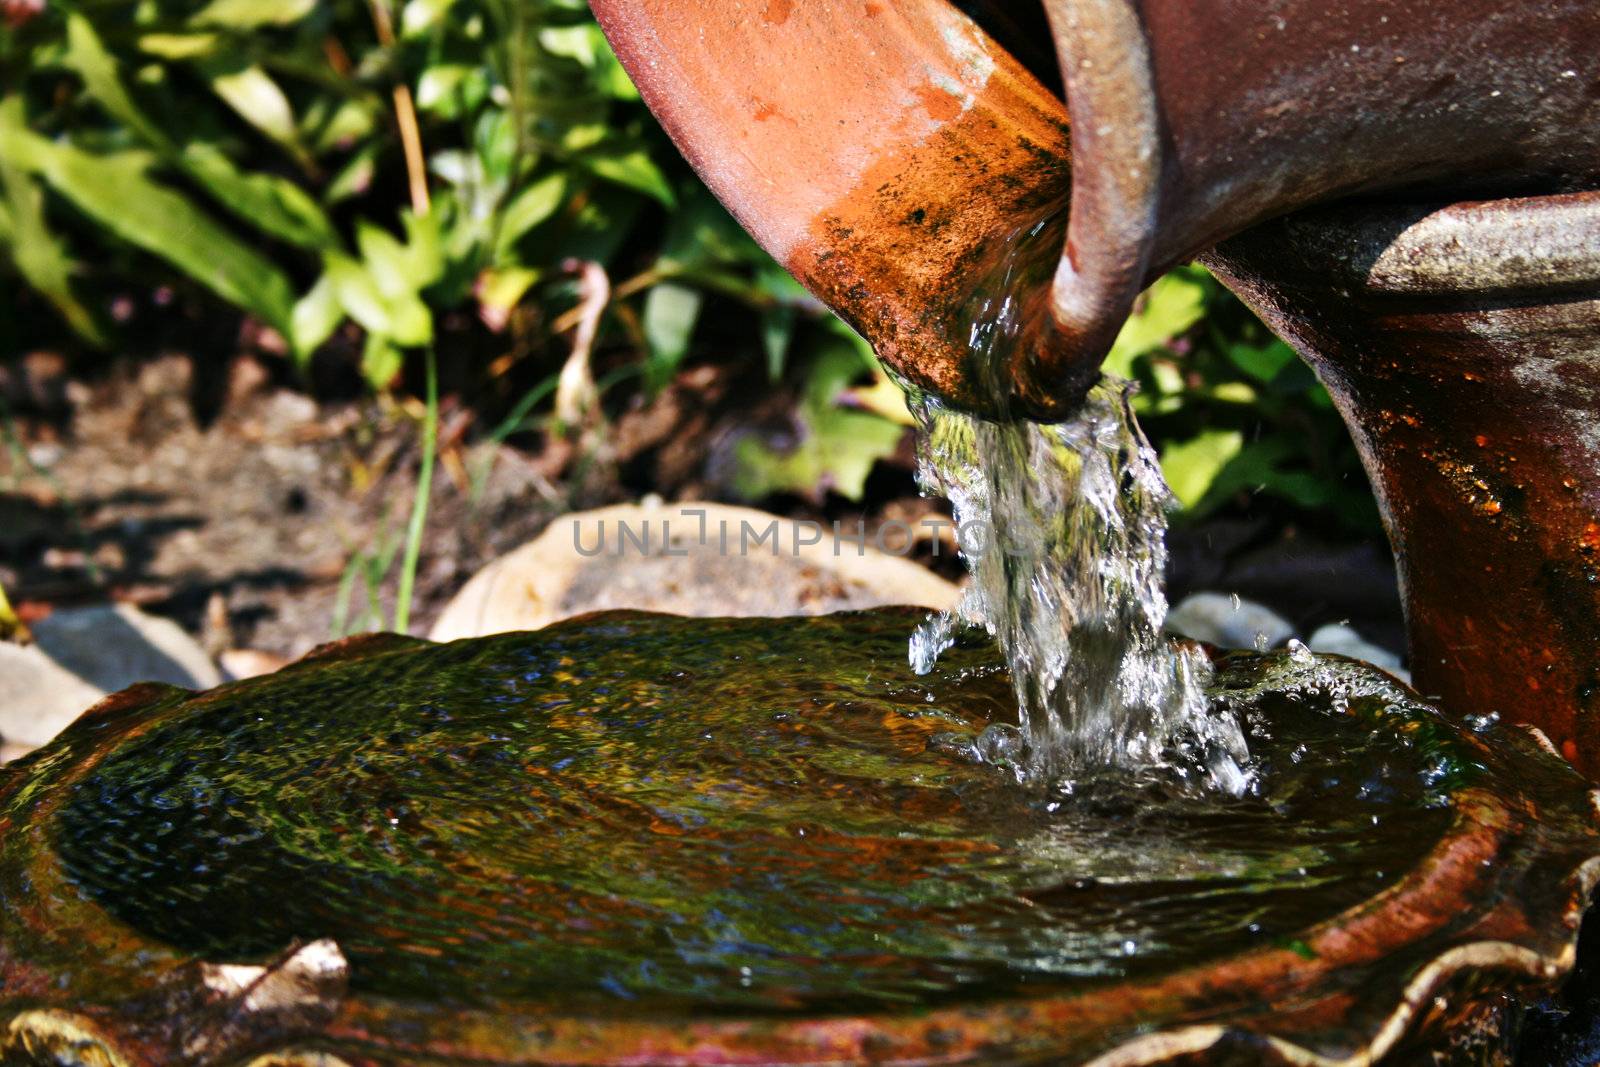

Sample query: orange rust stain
[1474,434,1489,447]
[913,83,963,123]
[763,0,794,24]
[753,101,777,122]
[1564,738,1580,764]
[1580,523,1600,554]
[863,1,883,13]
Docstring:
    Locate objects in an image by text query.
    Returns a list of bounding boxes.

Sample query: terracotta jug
[589,0,1600,417]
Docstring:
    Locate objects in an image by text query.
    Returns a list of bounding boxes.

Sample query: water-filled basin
[0,609,1593,1065]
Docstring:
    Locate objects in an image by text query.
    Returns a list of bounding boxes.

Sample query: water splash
[908,387,1250,792]
[904,217,1249,793]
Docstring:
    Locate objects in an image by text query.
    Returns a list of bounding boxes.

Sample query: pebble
[0,604,221,757]
[1166,592,1296,650]
[1307,622,1410,682]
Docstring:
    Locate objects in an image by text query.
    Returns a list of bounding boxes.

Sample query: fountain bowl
[0,610,1594,1066]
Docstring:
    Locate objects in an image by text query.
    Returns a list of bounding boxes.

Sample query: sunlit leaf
[2,118,295,332]
[495,172,567,258]
[401,0,457,38]
[1160,429,1244,510]
[361,332,404,389]
[324,144,378,203]
[732,341,905,503]
[181,143,338,249]
[0,125,104,344]
[200,61,311,166]
[327,250,434,347]
[289,272,343,362]
[1224,337,1298,384]
[475,265,539,330]
[137,33,222,60]
[642,282,702,387]
[761,305,794,381]
[578,144,675,207]
[1103,267,1210,378]
[64,14,171,149]
[191,0,318,29]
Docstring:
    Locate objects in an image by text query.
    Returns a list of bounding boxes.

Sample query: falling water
[905,220,1250,793]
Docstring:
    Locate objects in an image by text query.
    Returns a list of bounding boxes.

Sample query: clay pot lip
[1212,189,1600,300]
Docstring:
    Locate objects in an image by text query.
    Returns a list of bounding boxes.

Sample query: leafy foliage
[1106,267,1376,532]
[0,0,802,389]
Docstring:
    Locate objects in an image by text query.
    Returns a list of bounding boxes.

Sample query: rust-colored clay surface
[592,0,1600,417]
[1207,190,1600,779]
[588,0,1076,414]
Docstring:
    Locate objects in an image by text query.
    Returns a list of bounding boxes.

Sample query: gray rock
[1307,622,1410,683]
[1166,592,1296,651]
[0,604,221,755]
[0,642,106,750]
[31,603,222,693]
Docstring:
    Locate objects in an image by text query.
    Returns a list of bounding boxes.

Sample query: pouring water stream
[901,219,1251,793]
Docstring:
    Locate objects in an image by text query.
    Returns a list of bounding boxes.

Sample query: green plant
[392,345,435,633]
[1106,267,1378,533]
[0,0,808,391]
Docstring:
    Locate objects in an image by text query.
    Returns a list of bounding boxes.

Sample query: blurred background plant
[0,0,1374,534]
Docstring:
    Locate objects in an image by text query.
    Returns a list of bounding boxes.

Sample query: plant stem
[366,0,430,216]
[394,349,438,635]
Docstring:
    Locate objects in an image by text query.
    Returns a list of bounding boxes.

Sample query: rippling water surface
[55,610,1461,1014]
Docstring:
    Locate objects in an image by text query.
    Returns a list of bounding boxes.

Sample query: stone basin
[0,608,1594,1065]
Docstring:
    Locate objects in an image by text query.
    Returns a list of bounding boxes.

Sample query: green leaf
[415,64,487,119]
[324,143,378,203]
[0,140,104,344]
[1224,337,1298,384]
[539,25,600,66]
[289,273,343,362]
[327,249,433,347]
[1104,268,1210,378]
[62,16,332,248]
[357,218,442,298]
[475,266,540,328]
[731,340,905,502]
[401,0,457,37]
[191,0,318,29]
[642,282,702,387]
[1160,429,1244,510]
[325,252,395,336]
[180,143,338,249]
[761,305,796,381]
[2,116,295,332]
[199,61,311,166]
[577,144,675,207]
[64,14,172,150]
[137,33,223,60]
[361,332,404,389]
[495,172,567,259]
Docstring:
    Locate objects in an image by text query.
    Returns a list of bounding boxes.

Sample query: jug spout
[593,0,1600,419]
[589,0,1080,417]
